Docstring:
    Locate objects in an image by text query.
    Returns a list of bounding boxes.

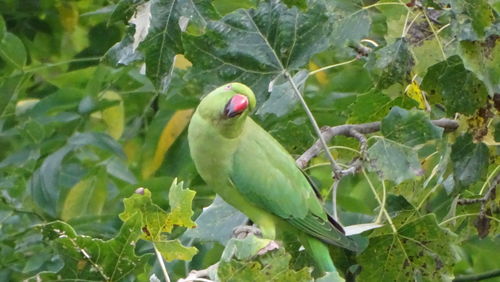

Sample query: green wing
[230,119,358,251]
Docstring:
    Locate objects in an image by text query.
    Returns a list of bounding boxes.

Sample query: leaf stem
[422,9,446,60]
[362,168,397,233]
[154,243,171,282]
[285,72,342,177]
[479,165,499,195]
[308,58,358,76]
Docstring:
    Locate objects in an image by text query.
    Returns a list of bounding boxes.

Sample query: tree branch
[296,118,458,169]
[285,72,343,178]
[457,172,499,206]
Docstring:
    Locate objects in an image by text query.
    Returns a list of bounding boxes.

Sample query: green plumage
[188,83,358,275]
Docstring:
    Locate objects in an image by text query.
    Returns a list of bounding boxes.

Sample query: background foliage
[0,0,499,281]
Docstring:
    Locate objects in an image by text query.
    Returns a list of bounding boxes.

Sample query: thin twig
[331,180,340,221]
[296,118,458,169]
[362,168,397,233]
[154,243,171,282]
[285,72,342,178]
[458,171,499,205]
[308,58,358,76]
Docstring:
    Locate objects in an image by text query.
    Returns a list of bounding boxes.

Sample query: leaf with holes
[39,213,150,281]
[358,214,454,281]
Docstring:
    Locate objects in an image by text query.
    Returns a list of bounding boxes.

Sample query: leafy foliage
[0,0,498,281]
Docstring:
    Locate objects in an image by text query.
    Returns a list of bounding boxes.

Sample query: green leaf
[109,0,143,23]
[421,55,488,115]
[29,132,125,218]
[183,0,334,103]
[256,70,308,117]
[358,214,454,281]
[0,32,27,70]
[381,107,443,146]
[450,134,489,188]
[348,90,392,123]
[119,181,197,261]
[61,171,107,221]
[184,195,248,245]
[218,248,312,282]
[140,0,218,90]
[0,74,29,117]
[459,37,500,96]
[40,214,151,281]
[328,1,371,49]
[0,15,5,40]
[221,235,272,261]
[365,38,414,89]
[450,0,495,41]
[166,178,197,231]
[154,239,198,262]
[366,138,423,184]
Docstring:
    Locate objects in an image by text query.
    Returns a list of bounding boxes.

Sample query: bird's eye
[225,84,232,89]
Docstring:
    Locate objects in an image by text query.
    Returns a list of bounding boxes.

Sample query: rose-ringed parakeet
[188,82,358,275]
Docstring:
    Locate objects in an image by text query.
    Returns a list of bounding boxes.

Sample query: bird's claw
[257,240,280,255]
[232,225,262,239]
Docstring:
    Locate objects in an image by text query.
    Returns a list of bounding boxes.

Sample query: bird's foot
[232,225,262,239]
[257,240,281,255]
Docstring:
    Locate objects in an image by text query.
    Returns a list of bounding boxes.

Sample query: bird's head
[196,83,256,138]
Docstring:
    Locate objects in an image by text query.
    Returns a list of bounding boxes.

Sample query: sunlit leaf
[99,90,125,139]
[61,171,107,221]
[119,180,197,261]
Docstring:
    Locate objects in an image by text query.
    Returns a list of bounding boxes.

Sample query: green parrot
[188,82,358,275]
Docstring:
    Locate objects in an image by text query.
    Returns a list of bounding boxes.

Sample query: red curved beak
[224,94,249,118]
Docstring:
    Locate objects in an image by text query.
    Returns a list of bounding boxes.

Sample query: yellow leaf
[15,98,39,116]
[124,138,141,164]
[308,61,328,85]
[141,109,194,179]
[61,174,107,221]
[100,91,125,140]
[57,2,79,32]
[405,81,429,110]
[175,54,192,70]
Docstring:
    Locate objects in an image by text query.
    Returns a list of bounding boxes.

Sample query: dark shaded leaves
[421,55,487,115]
[381,107,443,146]
[366,38,414,89]
[450,134,489,188]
